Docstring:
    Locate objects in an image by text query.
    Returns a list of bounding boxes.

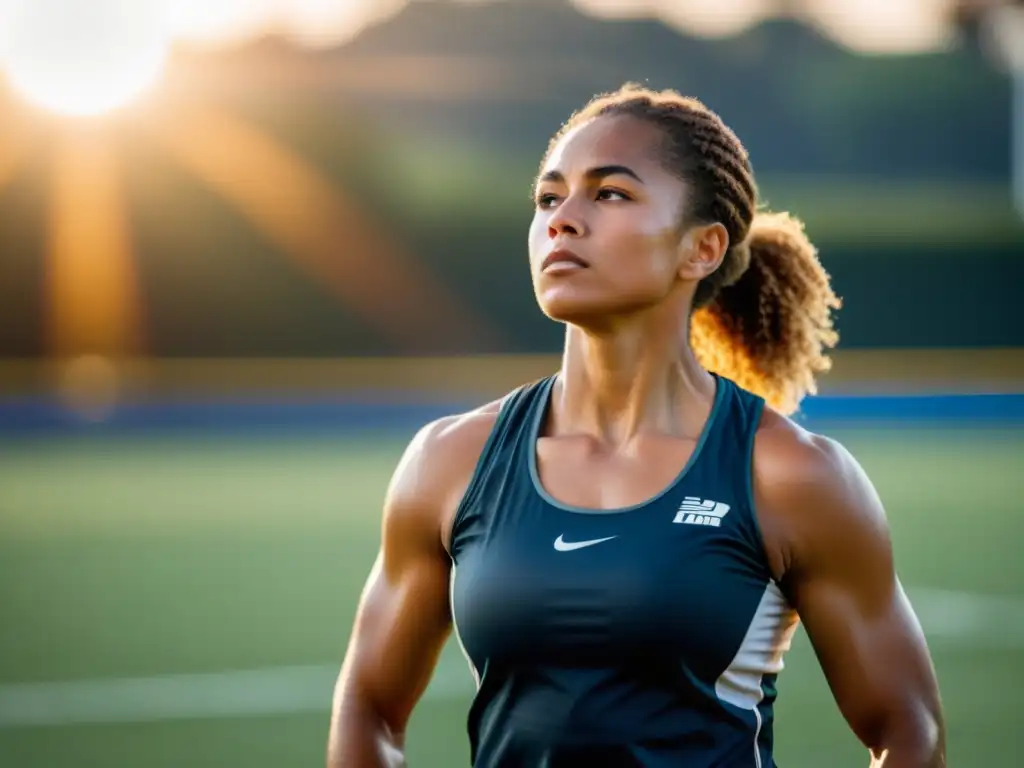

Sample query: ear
[677,222,729,282]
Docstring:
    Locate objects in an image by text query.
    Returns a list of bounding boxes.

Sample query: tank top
[448,373,800,768]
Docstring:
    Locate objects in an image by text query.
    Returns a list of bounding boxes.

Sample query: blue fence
[0,393,1021,437]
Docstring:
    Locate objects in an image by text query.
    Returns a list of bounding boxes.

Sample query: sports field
[0,423,1021,767]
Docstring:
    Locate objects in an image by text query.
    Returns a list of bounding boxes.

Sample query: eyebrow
[537,164,644,186]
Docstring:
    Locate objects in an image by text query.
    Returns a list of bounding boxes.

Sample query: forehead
[542,115,667,177]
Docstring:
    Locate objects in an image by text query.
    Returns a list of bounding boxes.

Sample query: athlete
[327,84,945,767]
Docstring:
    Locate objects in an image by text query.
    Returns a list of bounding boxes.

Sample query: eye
[596,188,629,202]
[535,193,560,209]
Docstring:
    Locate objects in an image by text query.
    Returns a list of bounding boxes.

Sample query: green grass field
[0,426,1021,767]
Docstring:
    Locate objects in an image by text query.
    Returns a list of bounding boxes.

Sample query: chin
[536,288,643,328]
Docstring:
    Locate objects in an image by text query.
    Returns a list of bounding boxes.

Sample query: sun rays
[0,85,496,362]
[0,107,28,194]
[149,103,495,352]
[45,130,144,358]
[0,0,497,363]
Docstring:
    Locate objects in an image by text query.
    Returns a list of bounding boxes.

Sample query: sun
[0,0,495,363]
[0,0,171,117]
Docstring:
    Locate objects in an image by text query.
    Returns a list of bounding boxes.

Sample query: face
[529,115,722,327]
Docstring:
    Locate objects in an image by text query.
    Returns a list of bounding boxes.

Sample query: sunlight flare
[0,0,170,117]
[46,132,143,357]
[0,111,28,193]
[150,104,496,352]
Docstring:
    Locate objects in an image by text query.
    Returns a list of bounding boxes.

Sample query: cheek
[607,218,680,274]
[528,214,549,264]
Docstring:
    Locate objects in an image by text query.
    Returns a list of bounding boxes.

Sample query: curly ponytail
[691,212,841,414]
[550,84,841,414]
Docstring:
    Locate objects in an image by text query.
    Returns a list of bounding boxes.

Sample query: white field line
[0,587,1020,729]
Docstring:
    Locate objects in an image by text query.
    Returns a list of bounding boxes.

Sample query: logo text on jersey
[553,534,618,552]
[673,497,730,527]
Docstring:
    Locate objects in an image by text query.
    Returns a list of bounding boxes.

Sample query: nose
[547,197,586,239]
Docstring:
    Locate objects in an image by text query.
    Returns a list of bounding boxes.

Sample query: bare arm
[757,426,945,767]
[327,410,496,767]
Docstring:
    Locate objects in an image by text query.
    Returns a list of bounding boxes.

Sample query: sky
[0,0,1013,118]
[0,0,975,57]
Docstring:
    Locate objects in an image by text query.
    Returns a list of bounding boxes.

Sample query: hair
[543,83,841,415]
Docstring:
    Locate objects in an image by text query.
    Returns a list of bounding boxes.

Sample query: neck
[554,305,715,445]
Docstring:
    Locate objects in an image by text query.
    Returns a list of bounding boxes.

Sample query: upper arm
[756,427,944,760]
[334,408,497,736]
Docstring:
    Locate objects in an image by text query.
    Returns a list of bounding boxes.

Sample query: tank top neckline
[525,372,727,516]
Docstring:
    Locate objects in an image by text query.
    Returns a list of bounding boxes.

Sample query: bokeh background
[1,1,1022,766]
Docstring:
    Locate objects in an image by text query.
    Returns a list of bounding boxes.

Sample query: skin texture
[326,404,497,768]
[326,115,945,767]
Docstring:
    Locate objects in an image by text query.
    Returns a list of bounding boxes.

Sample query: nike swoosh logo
[553,534,618,552]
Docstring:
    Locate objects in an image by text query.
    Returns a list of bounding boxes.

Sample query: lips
[541,249,588,272]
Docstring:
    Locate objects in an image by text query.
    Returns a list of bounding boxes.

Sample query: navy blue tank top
[449,374,800,767]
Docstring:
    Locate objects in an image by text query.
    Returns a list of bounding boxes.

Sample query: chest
[451,490,771,677]
[533,433,702,511]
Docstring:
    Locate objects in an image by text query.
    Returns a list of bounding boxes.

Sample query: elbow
[867,704,945,767]
[328,676,407,768]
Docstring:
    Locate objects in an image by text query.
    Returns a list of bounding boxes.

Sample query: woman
[327,84,945,767]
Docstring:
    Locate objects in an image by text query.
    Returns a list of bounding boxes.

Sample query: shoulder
[382,396,506,555]
[751,408,891,581]
[752,408,864,495]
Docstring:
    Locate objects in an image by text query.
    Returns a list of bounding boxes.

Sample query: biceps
[794,576,939,746]
[339,550,452,732]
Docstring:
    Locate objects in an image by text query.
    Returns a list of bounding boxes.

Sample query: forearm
[327,696,406,768]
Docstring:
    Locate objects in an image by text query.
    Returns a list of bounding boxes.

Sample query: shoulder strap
[449,376,554,559]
